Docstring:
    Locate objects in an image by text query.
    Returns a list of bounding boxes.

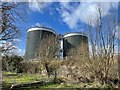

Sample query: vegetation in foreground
[2,53,119,89]
[2,71,49,90]
[1,3,119,89]
[2,71,115,90]
[3,72,48,84]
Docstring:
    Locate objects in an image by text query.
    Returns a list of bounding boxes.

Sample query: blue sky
[14,1,119,56]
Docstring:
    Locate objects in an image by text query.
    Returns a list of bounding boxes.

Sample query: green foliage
[2,55,23,73]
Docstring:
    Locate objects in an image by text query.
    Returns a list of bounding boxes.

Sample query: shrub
[2,55,23,73]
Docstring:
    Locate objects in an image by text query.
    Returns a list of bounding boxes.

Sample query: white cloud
[31,22,53,29]
[35,22,42,26]
[13,39,21,42]
[18,48,22,52]
[0,42,25,56]
[17,48,25,56]
[30,22,43,28]
[28,0,53,12]
[0,42,14,50]
[59,2,118,29]
[29,1,45,12]
[28,1,118,30]
[10,47,25,56]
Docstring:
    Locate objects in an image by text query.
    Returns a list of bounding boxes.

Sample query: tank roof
[27,26,56,34]
[64,32,88,38]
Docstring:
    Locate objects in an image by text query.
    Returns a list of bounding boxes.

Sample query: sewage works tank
[63,32,88,57]
[25,27,56,60]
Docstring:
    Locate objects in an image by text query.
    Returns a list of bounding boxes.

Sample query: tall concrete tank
[63,32,88,57]
[25,27,56,60]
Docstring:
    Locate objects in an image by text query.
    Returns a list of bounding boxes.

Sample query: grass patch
[3,71,48,84]
[2,72,113,89]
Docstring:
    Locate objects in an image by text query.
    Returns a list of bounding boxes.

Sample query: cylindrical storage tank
[63,32,88,57]
[25,27,56,60]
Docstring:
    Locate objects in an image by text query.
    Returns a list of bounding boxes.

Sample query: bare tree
[0,2,27,54]
[62,3,118,86]
[57,3,119,86]
[87,4,118,85]
[35,34,59,77]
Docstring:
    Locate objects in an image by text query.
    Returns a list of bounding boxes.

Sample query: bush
[2,55,23,73]
[20,61,47,74]
[56,55,119,86]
